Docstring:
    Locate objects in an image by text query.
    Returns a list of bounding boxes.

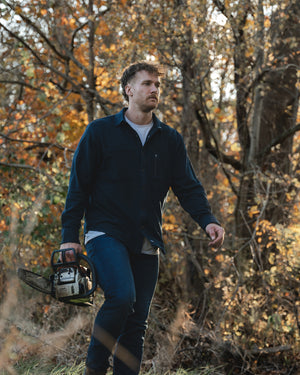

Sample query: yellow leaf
[264,17,271,28]
[168,215,176,224]
[206,99,213,109]
[268,253,275,264]
[248,205,259,218]
[230,143,241,152]
[245,46,254,58]
[215,254,224,262]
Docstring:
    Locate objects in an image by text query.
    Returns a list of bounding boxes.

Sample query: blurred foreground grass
[1,360,224,375]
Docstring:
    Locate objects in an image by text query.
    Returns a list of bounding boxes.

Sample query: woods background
[0,0,299,374]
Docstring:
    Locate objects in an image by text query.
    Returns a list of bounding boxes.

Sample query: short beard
[140,102,158,113]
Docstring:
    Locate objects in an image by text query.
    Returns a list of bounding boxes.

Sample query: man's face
[126,70,160,113]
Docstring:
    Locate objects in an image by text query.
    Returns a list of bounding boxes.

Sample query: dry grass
[2,362,223,375]
[0,274,224,375]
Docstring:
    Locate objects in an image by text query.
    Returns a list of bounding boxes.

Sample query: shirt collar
[115,108,162,130]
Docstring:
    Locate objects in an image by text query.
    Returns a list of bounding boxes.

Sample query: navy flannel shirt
[61,109,219,253]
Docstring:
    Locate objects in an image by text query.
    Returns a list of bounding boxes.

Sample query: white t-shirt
[84,117,159,255]
[125,116,153,146]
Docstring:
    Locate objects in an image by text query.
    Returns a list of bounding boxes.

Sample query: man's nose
[151,84,158,93]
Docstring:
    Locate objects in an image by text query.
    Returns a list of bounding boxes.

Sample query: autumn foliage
[0,0,299,374]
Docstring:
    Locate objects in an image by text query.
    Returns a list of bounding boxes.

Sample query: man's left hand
[205,223,225,249]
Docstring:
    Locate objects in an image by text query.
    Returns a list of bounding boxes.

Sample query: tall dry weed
[151,303,197,374]
[0,198,92,374]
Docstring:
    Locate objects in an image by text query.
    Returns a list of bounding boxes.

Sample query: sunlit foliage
[0,0,299,373]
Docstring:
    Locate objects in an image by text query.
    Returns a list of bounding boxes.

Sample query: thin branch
[243,63,300,104]
[257,123,300,159]
[0,133,74,153]
[57,41,90,78]
[0,80,42,91]
[3,90,74,139]
[3,0,67,61]
[71,21,89,52]
[249,345,291,355]
[70,5,111,52]
[195,109,243,171]
[0,21,81,92]
[213,0,226,14]
[0,2,117,115]
[233,180,271,269]
[0,21,45,66]
[0,162,56,184]
[184,233,207,279]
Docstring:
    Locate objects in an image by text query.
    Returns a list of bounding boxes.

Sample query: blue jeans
[85,235,159,375]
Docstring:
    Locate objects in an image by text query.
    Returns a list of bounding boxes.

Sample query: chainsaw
[17,248,97,307]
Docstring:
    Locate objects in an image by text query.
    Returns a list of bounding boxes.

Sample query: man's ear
[125,84,134,97]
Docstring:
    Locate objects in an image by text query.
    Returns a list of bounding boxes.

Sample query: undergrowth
[0,204,299,375]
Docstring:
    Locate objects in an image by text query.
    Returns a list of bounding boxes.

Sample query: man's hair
[120,61,163,102]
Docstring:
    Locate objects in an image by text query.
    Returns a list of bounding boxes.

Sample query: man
[60,62,224,375]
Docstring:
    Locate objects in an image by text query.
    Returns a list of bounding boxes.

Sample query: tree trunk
[234,1,300,241]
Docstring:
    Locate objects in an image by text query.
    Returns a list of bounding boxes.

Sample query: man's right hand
[60,242,83,262]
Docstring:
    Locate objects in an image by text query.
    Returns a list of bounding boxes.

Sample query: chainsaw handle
[51,248,78,270]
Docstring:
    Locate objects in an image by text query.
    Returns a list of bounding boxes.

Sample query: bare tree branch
[195,109,242,171]
[0,21,45,66]
[2,0,68,62]
[257,123,300,160]
[0,161,56,184]
[0,21,85,95]
[0,132,75,153]
[0,80,42,91]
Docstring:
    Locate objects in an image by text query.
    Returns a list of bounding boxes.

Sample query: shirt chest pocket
[148,152,171,201]
[153,153,160,178]
[150,152,170,182]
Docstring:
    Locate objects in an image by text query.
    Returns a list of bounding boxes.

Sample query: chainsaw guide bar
[17,268,53,295]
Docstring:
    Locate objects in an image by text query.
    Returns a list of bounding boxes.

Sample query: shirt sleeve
[61,123,100,243]
[170,131,220,230]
